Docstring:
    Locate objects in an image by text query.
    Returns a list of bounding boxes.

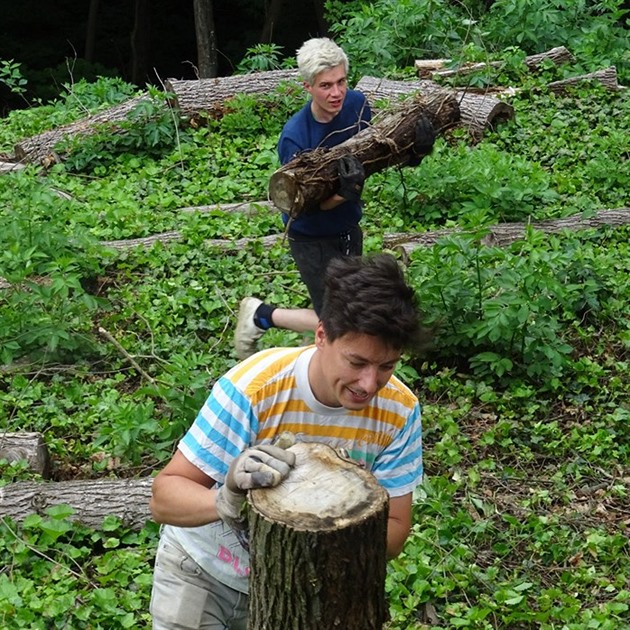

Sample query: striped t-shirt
[163,345,422,593]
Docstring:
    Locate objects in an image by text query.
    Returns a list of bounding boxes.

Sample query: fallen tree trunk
[0,477,153,529]
[0,432,50,478]
[547,66,623,93]
[415,46,576,79]
[164,69,300,119]
[384,207,630,262]
[355,75,514,142]
[178,199,280,215]
[13,70,301,165]
[269,89,460,215]
[248,441,389,630]
[13,94,151,165]
[99,231,283,251]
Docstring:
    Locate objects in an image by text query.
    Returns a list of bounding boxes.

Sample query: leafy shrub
[407,228,618,386]
[0,510,157,629]
[483,0,630,82]
[328,0,480,78]
[0,172,110,363]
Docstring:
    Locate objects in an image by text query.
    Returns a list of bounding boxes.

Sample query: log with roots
[248,441,390,630]
[268,89,460,216]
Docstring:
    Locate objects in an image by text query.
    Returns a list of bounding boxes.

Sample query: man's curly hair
[320,253,430,353]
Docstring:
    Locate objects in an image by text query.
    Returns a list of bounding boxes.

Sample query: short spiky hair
[296,37,349,85]
[320,254,427,353]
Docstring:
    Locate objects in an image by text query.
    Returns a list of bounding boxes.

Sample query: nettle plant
[0,172,110,363]
[407,227,616,387]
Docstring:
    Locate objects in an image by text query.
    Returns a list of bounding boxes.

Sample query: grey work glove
[337,154,366,203]
[215,441,296,533]
[407,115,436,166]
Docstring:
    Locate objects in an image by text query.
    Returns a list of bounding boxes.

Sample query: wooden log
[356,75,514,142]
[178,200,280,215]
[13,94,150,165]
[546,67,623,93]
[99,231,283,251]
[0,432,51,478]
[415,46,576,79]
[164,69,301,118]
[12,70,301,165]
[0,161,27,174]
[384,207,630,262]
[0,477,153,529]
[268,89,460,215]
[248,442,389,630]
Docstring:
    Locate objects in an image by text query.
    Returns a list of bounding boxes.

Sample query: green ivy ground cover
[1,5,629,627]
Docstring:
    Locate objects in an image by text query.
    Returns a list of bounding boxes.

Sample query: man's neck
[310,102,337,124]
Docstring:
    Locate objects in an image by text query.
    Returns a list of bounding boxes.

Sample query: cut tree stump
[0,432,51,478]
[0,477,153,529]
[268,89,460,216]
[248,442,389,630]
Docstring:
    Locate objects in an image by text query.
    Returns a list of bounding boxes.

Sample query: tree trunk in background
[260,0,284,43]
[248,442,389,630]
[311,0,328,36]
[194,0,218,78]
[85,0,100,62]
[131,0,151,84]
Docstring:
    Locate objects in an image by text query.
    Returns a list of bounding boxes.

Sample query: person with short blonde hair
[235,37,372,359]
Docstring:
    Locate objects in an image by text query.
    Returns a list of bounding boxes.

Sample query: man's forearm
[150,475,219,527]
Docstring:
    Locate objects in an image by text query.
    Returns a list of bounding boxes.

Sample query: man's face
[304,64,348,123]
[310,323,401,410]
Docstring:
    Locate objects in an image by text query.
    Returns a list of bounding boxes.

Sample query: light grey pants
[150,535,248,630]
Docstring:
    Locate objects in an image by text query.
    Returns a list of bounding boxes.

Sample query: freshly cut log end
[248,442,390,630]
[250,442,388,530]
[268,170,304,215]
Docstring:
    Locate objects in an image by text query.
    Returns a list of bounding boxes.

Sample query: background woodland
[1,0,629,628]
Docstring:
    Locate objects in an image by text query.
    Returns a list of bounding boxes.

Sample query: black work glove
[408,115,436,166]
[337,154,366,203]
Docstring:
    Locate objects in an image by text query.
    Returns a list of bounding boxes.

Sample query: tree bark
[415,46,576,79]
[268,89,460,216]
[260,0,284,43]
[355,75,515,142]
[0,478,153,529]
[130,0,151,85]
[0,432,50,478]
[163,69,300,118]
[194,0,218,78]
[546,67,622,93]
[84,0,100,62]
[13,94,151,164]
[384,207,630,262]
[248,442,389,630]
[12,70,300,165]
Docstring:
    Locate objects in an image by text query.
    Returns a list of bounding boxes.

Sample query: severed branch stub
[268,89,460,217]
[248,441,390,630]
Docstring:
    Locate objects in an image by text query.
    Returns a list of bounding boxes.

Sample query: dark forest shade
[0,0,327,109]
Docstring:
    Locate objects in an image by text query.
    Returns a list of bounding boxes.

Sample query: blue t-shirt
[277,89,371,237]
